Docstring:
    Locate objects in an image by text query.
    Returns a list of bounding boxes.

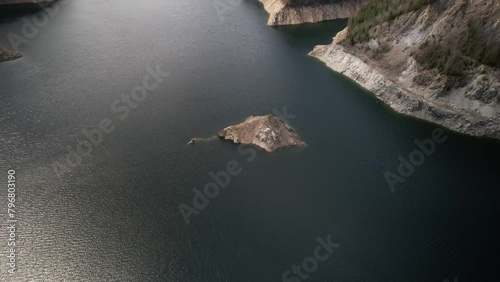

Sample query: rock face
[218,115,305,152]
[310,0,500,140]
[258,0,366,26]
[0,45,22,63]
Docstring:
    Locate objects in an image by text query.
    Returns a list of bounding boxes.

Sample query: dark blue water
[0,0,499,281]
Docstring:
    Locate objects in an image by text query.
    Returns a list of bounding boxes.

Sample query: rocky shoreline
[310,29,500,140]
[256,0,500,141]
[258,0,365,26]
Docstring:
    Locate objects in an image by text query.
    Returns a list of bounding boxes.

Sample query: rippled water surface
[0,0,499,281]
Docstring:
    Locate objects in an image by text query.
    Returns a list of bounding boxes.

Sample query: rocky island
[309,0,500,140]
[0,45,22,63]
[218,115,306,152]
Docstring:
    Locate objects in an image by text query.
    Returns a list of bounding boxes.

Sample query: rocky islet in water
[0,45,22,63]
[217,114,306,152]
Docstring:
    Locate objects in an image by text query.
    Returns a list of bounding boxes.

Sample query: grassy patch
[346,0,435,43]
[415,20,500,76]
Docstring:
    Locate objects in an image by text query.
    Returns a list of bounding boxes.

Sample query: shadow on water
[0,2,54,21]
[1,0,500,280]
[274,19,349,52]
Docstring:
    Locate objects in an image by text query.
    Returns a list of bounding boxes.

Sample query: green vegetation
[346,0,435,43]
[345,0,499,76]
[460,21,500,68]
[415,39,468,76]
[415,20,500,76]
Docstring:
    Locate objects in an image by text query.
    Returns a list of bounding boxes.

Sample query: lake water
[0,0,499,281]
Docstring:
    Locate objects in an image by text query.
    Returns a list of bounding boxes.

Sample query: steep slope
[258,0,366,25]
[310,0,500,140]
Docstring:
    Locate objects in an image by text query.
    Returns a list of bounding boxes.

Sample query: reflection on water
[0,0,499,281]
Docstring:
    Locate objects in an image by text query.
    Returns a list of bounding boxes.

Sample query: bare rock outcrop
[218,115,305,152]
[258,0,366,26]
[0,45,22,63]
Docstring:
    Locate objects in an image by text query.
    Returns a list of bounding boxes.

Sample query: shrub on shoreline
[346,0,435,43]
